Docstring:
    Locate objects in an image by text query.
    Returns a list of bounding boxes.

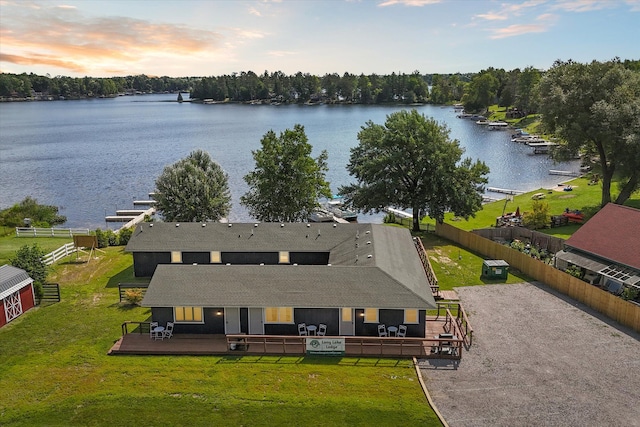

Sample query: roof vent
[367,254,372,258]
[367,241,371,245]
[317,229,321,236]
[202,223,206,227]
[254,223,258,227]
[333,223,337,228]
[307,223,311,228]
[193,263,197,265]
[260,263,264,266]
[226,263,231,265]
[356,230,360,239]
[293,263,298,266]
[228,223,232,227]
[281,223,284,227]
[176,223,180,227]
[149,223,153,227]
[365,230,370,234]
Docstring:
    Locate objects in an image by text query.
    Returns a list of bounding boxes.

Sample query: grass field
[0,247,441,427]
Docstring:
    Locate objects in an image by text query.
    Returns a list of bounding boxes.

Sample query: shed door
[248,308,264,335]
[225,307,241,334]
[339,308,355,336]
[4,291,23,323]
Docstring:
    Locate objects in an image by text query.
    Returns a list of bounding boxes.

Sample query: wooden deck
[108,317,465,360]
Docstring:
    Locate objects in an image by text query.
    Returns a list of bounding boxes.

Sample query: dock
[549,170,581,177]
[383,207,412,219]
[486,187,525,195]
[133,200,157,206]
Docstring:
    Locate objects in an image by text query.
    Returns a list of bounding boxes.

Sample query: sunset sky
[1,0,638,78]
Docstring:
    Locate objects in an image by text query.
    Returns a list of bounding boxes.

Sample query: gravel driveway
[419,282,640,427]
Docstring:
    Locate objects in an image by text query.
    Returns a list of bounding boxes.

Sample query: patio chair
[298,323,308,336]
[318,324,327,336]
[150,322,159,340]
[378,324,387,337]
[163,322,174,339]
[397,324,407,337]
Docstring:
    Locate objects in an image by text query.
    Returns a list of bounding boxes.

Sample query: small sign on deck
[306,338,345,356]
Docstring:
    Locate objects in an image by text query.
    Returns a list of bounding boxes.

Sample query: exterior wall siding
[19,284,35,312]
[151,307,226,334]
[0,302,5,327]
[134,252,171,277]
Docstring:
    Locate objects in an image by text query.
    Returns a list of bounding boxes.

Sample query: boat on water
[309,208,334,222]
[476,119,489,125]
[325,199,358,222]
[487,121,509,130]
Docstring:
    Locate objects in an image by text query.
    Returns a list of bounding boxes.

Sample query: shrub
[383,213,396,224]
[118,227,133,245]
[621,287,639,302]
[95,229,109,248]
[123,288,144,305]
[565,264,583,279]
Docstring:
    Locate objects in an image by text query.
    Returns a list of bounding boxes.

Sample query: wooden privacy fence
[42,243,77,265]
[472,226,566,254]
[436,222,640,332]
[16,227,90,237]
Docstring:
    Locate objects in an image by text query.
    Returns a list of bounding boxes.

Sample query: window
[171,251,182,263]
[404,309,419,324]
[210,251,221,263]
[341,307,352,322]
[279,251,289,264]
[363,308,378,323]
[174,306,203,323]
[265,307,293,323]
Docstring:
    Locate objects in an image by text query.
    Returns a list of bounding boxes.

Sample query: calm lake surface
[0,93,579,228]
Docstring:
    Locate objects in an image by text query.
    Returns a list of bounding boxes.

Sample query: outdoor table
[387,326,398,336]
[306,325,317,335]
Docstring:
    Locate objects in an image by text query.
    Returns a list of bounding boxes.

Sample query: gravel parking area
[420,282,640,427]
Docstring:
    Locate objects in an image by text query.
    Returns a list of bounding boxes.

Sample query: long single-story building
[0,265,36,328]
[554,203,640,294]
[126,222,437,337]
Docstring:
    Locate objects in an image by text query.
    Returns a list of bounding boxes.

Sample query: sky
[1,0,638,78]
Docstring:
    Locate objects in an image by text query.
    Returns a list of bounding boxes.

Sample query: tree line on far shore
[2,58,638,115]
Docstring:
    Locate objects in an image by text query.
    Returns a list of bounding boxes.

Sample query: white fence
[42,243,77,265]
[16,227,90,237]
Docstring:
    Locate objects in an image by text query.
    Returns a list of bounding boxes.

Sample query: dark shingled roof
[564,204,640,270]
[130,222,435,309]
[144,264,433,309]
[0,264,32,299]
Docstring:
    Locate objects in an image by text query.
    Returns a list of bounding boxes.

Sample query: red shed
[0,265,36,327]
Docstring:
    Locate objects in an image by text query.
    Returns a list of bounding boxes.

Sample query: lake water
[0,93,579,228]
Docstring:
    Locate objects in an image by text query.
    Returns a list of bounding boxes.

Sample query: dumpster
[481,260,509,280]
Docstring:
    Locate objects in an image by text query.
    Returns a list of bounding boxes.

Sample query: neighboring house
[126,222,437,337]
[555,204,640,294]
[0,265,36,328]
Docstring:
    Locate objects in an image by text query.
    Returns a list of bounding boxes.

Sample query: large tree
[10,244,48,299]
[340,110,489,231]
[538,59,640,206]
[241,124,331,222]
[154,150,231,222]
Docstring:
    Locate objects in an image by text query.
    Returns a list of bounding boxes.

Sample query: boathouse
[125,222,437,337]
[0,265,36,328]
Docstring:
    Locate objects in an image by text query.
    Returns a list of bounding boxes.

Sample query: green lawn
[0,234,73,266]
[0,247,441,427]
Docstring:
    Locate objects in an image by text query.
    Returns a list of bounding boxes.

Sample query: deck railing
[414,236,440,297]
[122,321,152,336]
[436,302,474,349]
